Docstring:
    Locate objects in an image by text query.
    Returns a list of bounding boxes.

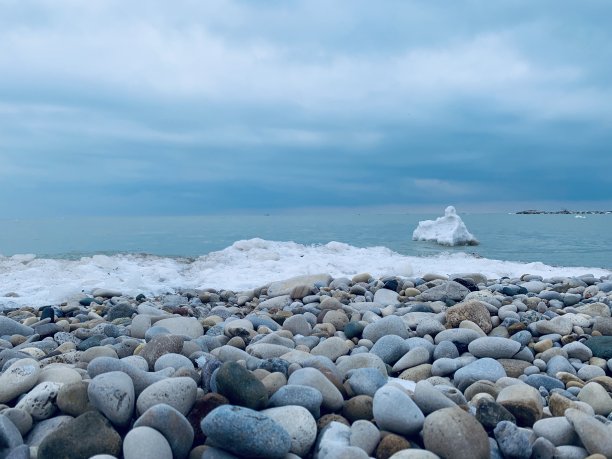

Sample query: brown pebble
[316,414,350,431]
[398,364,432,382]
[189,445,207,459]
[533,339,553,353]
[342,395,374,422]
[186,392,229,445]
[375,433,411,459]
[56,381,95,417]
[507,322,526,334]
[226,336,246,349]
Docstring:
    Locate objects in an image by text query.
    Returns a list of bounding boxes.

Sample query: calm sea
[1,212,610,269]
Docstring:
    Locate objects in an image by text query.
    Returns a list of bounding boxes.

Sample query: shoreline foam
[2,238,611,307]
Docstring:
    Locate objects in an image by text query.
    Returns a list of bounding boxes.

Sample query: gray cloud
[0,0,611,217]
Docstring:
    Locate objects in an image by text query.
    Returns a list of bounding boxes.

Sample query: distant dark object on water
[516,209,612,215]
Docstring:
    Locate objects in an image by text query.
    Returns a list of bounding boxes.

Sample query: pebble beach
[1,271,612,459]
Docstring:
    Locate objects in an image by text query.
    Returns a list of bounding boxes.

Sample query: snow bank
[412,206,479,246]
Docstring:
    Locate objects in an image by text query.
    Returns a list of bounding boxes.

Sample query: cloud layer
[1,0,611,216]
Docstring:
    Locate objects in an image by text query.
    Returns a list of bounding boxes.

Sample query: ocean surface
[1,211,610,307]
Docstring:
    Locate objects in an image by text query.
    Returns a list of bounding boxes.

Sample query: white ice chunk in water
[412,206,479,246]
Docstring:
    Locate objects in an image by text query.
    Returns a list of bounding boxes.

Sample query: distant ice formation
[412,206,479,246]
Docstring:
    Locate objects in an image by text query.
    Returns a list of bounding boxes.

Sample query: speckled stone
[201,405,291,458]
[423,407,489,459]
[0,358,40,404]
[37,411,122,459]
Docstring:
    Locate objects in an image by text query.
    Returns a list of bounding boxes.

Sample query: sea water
[1,212,610,306]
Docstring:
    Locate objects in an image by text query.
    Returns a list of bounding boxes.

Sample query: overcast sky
[1,0,611,217]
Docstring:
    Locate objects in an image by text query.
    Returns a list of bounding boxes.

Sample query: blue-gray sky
[1,0,611,217]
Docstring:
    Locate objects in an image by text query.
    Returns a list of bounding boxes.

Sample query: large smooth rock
[123,426,172,459]
[56,381,94,417]
[134,403,194,459]
[453,358,506,391]
[392,346,430,372]
[215,361,268,410]
[267,384,323,419]
[362,316,408,343]
[88,371,135,427]
[373,288,399,305]
[152,317,203,339]
[0,414,23,455]
[533,417,579,446]
[468,337,521,359]
[349,420,380,456]
[37,411,122,459]
[267,274,332,297]
[413,380,457,415]
[577,382,612,416]
[336,354,387,378]
[493,420,532,459]
[565,408,612,457]
[139,334,184,371]
[584,336,612,359]
[420,281,470,303]
[311,337,350,362]
[137,377,197,416]
[261,406,317,457]
[347,368,387,397]
[373,385,424,436]
[423,407,489,459]
[201,405,291,458]
[535,317,572,336]
[0,317,34,337]
[87,357,167,395]
[15,381,61,421]
[0,358,40,403]
[445,300,492,333]
[496,384,543,427]
[288,368,344,412]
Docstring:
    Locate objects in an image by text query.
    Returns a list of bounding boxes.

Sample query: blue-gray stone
[511,331,533,347]
[198,355,222,392]
[584,336,612,359]
[524,374,565,392]
[546,355,576,377]
[420,281,470,303]
[494,421,532,459]
[201,405,291,458]
[267,384,323,419]
[144,326,171,342]
[369,335,408,365]
[598,282,612,293]
[245,315,280,331]
[76,335,105,351]
[468,337,521,359]
[406,337,435,357]
[0,317,34,337]
[215,362,268,410]
[433,341,460,360]
[346,368,388,397]
[0,415,23,457]
[362,316,408,342]
[87,357,166,395]
[453,358,506,391]
[434,329,481,352]
[133,403,194,459]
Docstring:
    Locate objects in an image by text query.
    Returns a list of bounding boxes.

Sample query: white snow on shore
[413,206,479,246]
[1,238,610,307]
